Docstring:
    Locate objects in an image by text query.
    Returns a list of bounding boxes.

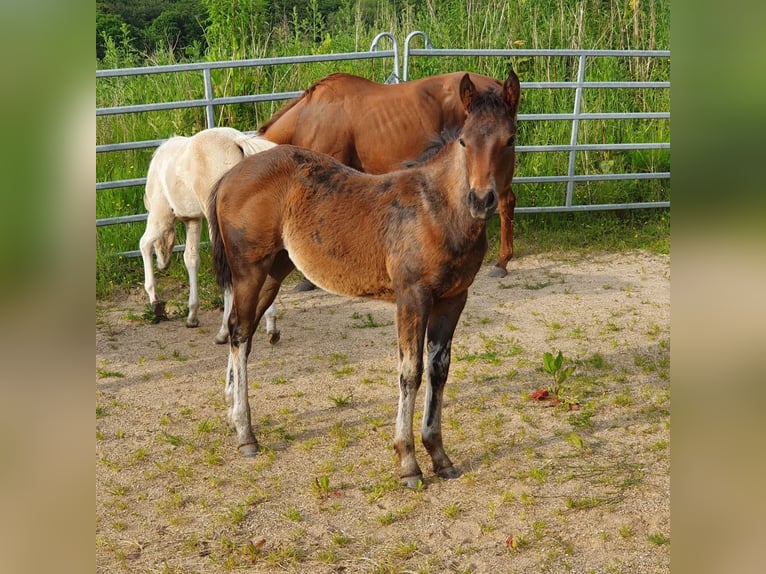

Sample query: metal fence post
[402,31,433,81]
[369,32,400,83]
[565,54,587,208]
[203,67,215,129]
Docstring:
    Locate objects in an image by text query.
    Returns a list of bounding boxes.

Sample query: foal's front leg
[422,292,468,480]
[393,292,430,488]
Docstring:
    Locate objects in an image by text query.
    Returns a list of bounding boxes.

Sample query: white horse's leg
[139,229,160,314]
[264,301,280,344]
[139,209,173,319]
[217,293,279,346]
[183,218,201,328]
[214,287,233,344]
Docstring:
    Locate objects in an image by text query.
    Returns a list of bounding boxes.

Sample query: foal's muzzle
[467,189,498,220]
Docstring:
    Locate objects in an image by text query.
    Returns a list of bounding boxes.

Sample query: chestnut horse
[139,127,279,344]
[258,70,519,284]
[209,71,520,487]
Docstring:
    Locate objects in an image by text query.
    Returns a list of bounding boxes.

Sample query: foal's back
[216,144,487,302]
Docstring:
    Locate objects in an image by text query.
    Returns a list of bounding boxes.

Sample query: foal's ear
[503,70,522,115]
[459,73,476,111]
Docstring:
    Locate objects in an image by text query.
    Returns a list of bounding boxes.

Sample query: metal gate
[96,32,669,256]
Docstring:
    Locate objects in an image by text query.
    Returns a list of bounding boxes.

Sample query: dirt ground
[96,250,670,573]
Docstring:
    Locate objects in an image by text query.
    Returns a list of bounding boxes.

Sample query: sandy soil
[96,250,670,573]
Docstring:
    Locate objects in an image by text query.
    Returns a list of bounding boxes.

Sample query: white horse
[139,127,279,344]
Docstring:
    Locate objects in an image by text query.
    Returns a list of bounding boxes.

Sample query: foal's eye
[506,136,516,147]
[458,138,466,147]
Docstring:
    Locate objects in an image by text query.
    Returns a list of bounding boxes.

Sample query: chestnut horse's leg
[489,187,516,278]
[183,218,201,328]
[421,291,467,480]
[393,287,431,488]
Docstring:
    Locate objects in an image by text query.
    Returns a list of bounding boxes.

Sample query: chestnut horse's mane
[257,73,352,134]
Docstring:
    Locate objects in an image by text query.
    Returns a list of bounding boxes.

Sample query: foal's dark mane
[400,127,461,168]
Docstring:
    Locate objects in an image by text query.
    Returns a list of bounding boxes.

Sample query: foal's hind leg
[225,271,267,457]
[422,292,468,480]
[225,253,293,457]
[183,218,201,327]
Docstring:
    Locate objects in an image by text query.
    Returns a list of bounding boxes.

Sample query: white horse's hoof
[214,332,229,345]
[268,330,280,345]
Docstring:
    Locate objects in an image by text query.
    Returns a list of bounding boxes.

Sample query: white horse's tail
[237,133,278,156]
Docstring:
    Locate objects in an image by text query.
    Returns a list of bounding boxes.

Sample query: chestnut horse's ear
[459,73,476,111]
[503,69,521,115]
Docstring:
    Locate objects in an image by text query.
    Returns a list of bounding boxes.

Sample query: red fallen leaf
[506,534,515,549]
[530,389,549,400]
[331,491,342,497]
[568,403,581,411]
[251,538,266,549]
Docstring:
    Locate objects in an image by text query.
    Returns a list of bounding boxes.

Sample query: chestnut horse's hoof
[293,277,317,292]
[400,475,426,490]
[436,465,462,480]
[268,329,281,345]
[186,318,199,328]
[487,265,508,278]
[238,442,260,457]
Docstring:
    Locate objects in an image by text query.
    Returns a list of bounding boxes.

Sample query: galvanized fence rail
[97,32,669,256]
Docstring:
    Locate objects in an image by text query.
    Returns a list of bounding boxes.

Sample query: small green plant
[283,507,302,522]
[648,532,669,546]
[312,475,332,498]
[351,311,391,328]
[328,392,353,407]
[542,350,576,399]
[442,502,462,519]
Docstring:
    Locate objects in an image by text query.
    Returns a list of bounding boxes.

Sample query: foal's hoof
[293,277,317,292]
[400,475,426,490]
[436,465,462,480]
[487,265,508,278]
[238,442,260,457]
[268,329,281,345]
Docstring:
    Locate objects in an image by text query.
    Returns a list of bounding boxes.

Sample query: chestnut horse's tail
[208,178,231,291]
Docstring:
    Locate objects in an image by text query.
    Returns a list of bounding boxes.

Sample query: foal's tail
[208,177,232,291]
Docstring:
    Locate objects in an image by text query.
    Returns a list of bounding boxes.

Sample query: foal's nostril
[485,191,498,211]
